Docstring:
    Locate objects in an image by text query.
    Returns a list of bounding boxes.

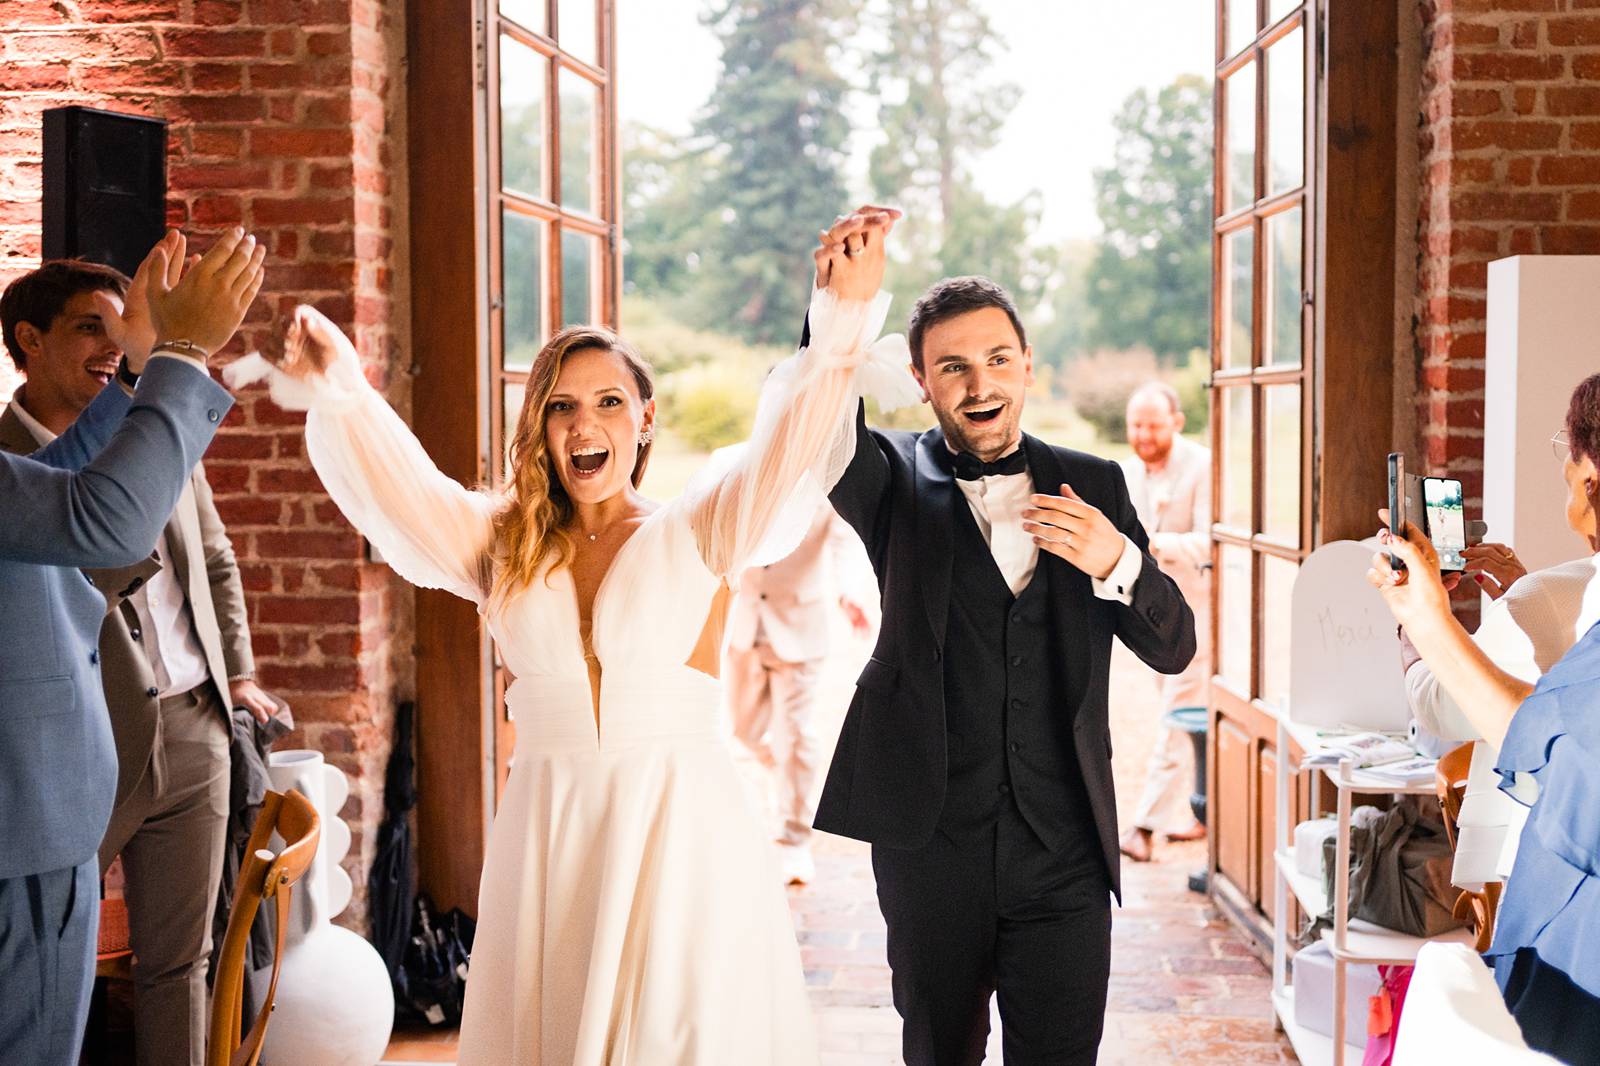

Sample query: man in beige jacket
[1117,383,1212,863]
[726,502,869,884]
[0,259,275,1066]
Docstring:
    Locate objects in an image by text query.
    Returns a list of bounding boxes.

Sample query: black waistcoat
[938,487,1096,851]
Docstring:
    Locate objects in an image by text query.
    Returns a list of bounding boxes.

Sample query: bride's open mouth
[569,445,610,479]
[962,403,1004,426]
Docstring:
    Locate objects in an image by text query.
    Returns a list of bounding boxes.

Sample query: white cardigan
[1405,552,1600,886]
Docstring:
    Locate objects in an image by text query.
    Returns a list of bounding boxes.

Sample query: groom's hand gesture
[1023,484,1126,581]
[814,205,901,301]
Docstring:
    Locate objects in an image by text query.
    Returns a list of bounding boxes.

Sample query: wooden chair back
[1436,743,1502,952]
[206,789,321,1066]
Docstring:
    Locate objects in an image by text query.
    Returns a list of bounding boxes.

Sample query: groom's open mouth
[961,402,1005,426]
[569,445,610,479]
[85,361,119,387]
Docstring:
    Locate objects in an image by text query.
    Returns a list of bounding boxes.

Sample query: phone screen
[1423,477,1467,572]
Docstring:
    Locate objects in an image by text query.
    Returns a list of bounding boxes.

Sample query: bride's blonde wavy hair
[490,326,655,605]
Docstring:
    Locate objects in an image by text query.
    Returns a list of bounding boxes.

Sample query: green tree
[690,0,856,344]
[863,0,1049,317]
[1025,238,1096,370]
[1084,74,1213,363]
[621,123,710,302]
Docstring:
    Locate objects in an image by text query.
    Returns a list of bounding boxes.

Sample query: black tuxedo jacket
[816,407,1196,898]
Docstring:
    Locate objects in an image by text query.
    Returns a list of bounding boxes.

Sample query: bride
[228,207,909,1064]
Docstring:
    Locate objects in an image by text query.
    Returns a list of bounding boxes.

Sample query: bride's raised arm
[685,208,917,576]
[226,306,497,605]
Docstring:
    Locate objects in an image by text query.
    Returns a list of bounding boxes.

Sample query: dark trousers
[0,858,98,1066]
[872,802,1112,1066]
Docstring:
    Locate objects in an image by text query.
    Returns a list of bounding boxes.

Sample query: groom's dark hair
[907,276,1027,371]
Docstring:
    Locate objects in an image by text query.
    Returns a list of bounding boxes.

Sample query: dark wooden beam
[407,0,491,916]
[1317,0,1400,545]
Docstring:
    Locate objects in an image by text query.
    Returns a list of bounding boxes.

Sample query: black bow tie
[951,449,1027,481]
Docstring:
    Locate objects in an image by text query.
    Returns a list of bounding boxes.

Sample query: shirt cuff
[147,351,211,375]
[1091,534,1141,605]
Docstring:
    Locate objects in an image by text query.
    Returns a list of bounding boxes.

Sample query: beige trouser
[725,641,822,848]
[99,684,230,1066]
[1131,615,1211,835]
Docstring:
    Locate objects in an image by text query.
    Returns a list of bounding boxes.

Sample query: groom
[809,211,1196,1064]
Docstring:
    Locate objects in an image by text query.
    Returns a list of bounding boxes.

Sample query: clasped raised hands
[96,228,267,372]
[813,205,901,302]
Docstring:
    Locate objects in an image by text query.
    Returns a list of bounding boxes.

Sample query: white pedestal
[1485,255,1600,573]
[261,750,394,1066]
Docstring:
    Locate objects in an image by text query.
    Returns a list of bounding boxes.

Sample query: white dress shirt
[952,447,1142,603]
[11,397,212,698]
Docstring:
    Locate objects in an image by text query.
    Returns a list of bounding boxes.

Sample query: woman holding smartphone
[1370,372,1600,1063]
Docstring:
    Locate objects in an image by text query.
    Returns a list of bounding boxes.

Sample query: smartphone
[1386,452,1406,571]
[1421,476,1468,573]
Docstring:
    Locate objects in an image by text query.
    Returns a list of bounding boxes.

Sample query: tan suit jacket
[0,400,254,808]
[1119,436,1211,618]
[726,504,853,664]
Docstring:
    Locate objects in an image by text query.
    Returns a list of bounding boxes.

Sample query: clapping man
[0,229,264,1065]
[1,242,275,1066]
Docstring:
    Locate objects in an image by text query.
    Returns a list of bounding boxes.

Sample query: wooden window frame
[1206,0,1401,944]
[405,0,620,915]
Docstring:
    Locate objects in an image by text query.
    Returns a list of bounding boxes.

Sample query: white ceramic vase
[260,750,394,1066]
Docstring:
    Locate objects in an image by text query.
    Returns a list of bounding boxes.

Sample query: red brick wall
[0,0,412,932]
[1416,0,1600,509]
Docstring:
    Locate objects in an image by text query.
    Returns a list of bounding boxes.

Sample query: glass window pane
[1222,227,1254,369]
[1227,0,1258,58]
[1263,384,1300,543]
[502,209,545,371]
[1270,0,1303,27]
[561,228,596,326]
[558,0,598,67]
[1261,554,1297,707]
[1226,61,1257,211]
[500,35,547,201]
[1268,26,1304,195]
[1267,206,1302,366]
[559,67,598,213]
[1218,544,1254,693]
[502,380,526,483]
[499,0,544,34]
[1221,386,1253,530]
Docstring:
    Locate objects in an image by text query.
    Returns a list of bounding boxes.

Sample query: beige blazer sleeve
[192,463,255,680]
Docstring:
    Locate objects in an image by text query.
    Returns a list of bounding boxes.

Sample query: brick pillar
[0,0,412,933]
[1415,0,1600,505]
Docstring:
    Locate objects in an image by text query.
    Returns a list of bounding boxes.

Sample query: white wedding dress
[227,289,917,1065]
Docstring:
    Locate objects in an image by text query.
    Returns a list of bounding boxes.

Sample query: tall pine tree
[865,0,1049,313]
[692,0,855,344]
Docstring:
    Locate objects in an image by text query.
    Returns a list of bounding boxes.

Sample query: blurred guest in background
[726,501,870,884]
[1118,382,1211,863]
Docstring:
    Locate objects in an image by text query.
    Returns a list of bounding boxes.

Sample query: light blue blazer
[0,357,232,879]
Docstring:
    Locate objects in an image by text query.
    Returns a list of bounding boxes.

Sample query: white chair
[1393,943,1560,1065]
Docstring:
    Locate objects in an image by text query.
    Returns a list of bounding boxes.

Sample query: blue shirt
[1488,619,1600,999]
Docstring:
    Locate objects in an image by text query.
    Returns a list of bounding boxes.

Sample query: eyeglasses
[1552,430,1572,463]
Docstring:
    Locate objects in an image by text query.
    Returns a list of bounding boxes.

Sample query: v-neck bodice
[485,501,725,754]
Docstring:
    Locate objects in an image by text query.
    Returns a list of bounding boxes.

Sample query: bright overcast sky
[617,0,1215,244]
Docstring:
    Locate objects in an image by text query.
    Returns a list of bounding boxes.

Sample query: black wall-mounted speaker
[42,106,167,278]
